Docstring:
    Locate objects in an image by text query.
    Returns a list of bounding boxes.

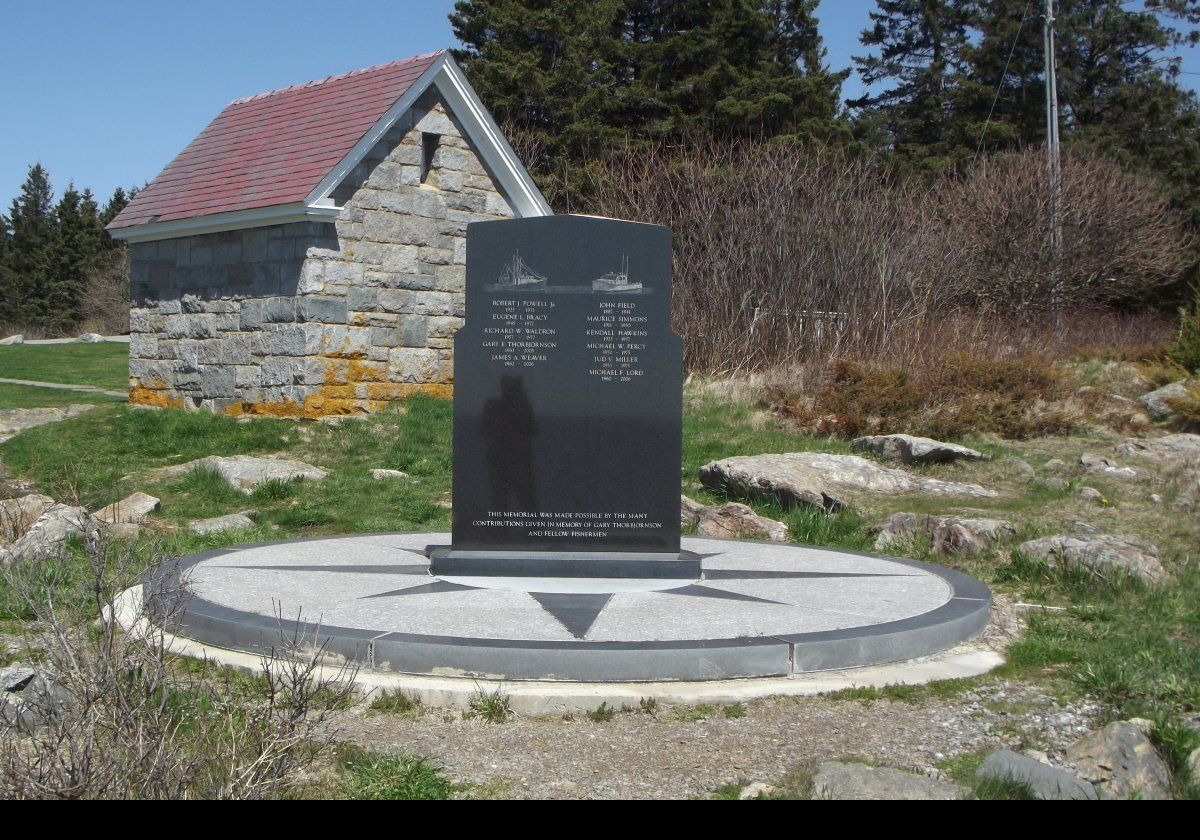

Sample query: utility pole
[1044,0,1063,317]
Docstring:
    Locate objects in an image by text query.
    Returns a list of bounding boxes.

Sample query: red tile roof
[108,51,445,230]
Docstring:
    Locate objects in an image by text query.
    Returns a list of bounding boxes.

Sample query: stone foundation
[127,93,515,418]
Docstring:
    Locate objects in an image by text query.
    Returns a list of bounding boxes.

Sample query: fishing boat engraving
[592,255,642,293]
[496,251,547,290]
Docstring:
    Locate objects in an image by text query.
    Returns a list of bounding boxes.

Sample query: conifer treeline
[453,0,1200,230]
[0,164,136,330]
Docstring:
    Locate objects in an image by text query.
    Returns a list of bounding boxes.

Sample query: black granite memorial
[430,215,697,578]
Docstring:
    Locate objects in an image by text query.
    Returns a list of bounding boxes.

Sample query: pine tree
[851,0,974,171]
[0,213,13,325]
[954,0,1048,155]
[450,0,628,166]
[620,0,847,140]
[450,0,849,178]
[101,186,130,230]
[0,211,9,266]
[3,164,56,326]
[47,184,105,327]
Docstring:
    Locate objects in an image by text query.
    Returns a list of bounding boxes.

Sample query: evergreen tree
[450,0,628,166]
[851,0,974,171]
[0,211,9,266]
[3,164,56,325]
[47,184,105,327]
[450,0,849,177]
[954,0,1048,155]
[101,186,130,230]
[0,213,12,325]
[619,0,847,140]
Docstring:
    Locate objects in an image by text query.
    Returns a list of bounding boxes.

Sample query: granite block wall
[127,92,515,417]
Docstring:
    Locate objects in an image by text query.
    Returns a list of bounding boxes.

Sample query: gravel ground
[329,678,1102,799]
[324,597,1105,800]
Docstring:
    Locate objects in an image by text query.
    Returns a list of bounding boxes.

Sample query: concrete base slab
[114,585,1003,715]
[138,533,993,685]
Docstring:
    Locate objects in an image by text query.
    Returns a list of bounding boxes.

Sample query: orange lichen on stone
[366,382,453,401]
[347,359,387,382]
[129,377,185,409]
[224,399,306,419]
[322,334,367,359]
[223,358,451,420]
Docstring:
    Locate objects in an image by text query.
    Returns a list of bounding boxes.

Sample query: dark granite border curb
[144,534,991,682]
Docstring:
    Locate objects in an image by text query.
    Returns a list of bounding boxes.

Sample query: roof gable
[108,51,549,240]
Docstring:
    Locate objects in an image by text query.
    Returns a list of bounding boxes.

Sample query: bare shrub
[934,149,1195,312]
[580,138,1188,373]
[78,247,130,336]
[585,137,964,372]
[0,537,354,799]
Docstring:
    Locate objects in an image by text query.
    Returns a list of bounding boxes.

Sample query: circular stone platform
[145,533,991,683]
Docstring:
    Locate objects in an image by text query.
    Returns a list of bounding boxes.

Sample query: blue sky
[1,0,1197,210]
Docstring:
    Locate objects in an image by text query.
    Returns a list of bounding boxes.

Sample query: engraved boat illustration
[592,255,642,293]
[497,251,547,289]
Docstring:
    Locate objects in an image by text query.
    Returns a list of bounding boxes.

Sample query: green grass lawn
[1,383,1197,797]
[0,342,128,391]
[0,382,124,409]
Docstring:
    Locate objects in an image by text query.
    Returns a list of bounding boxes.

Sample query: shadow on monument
[483,375,537,512]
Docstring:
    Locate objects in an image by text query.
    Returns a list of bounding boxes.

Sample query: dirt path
[330,681,1101,799]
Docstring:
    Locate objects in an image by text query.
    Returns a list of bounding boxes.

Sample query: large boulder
[1176,467,1200,511]
[0,404,96,444]
[158,455,327,493]
[105,522,144,541]
[852,434,987,465]
[1121,433,1200,462]
[875,513,1015,554]
[1066,721,1173,800]
[1,666,73,734]
[680,495,706,527]
[92,491,160,525]
[1018,534,1166,585]
[811,762,966,800]
[370,468,409,481]
[0,334,23,345]
[0,493,55,544]
[1137,381,1191,419]
[977,750,1097,800]
[76,332,104,343]
[1079,453,1137,479]
[696,502,788,542]
[699,452,997,512]
[0,504,101,565]
[189,512,255,535]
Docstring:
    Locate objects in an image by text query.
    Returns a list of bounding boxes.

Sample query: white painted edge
[111,54,552,244]
[113,585,1004,716]
[428,57,554,218]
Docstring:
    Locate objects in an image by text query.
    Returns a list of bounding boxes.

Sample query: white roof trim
[109,203,340,243]
[428,57,554,218]
[111,53,551,243]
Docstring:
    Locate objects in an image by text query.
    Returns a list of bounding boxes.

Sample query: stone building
[107,51,551,417]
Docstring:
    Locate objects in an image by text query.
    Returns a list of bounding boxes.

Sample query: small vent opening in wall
[421,132,440,185]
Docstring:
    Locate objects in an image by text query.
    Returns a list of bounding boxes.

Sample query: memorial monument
[431,215,699,579]
[142,215,992,689]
